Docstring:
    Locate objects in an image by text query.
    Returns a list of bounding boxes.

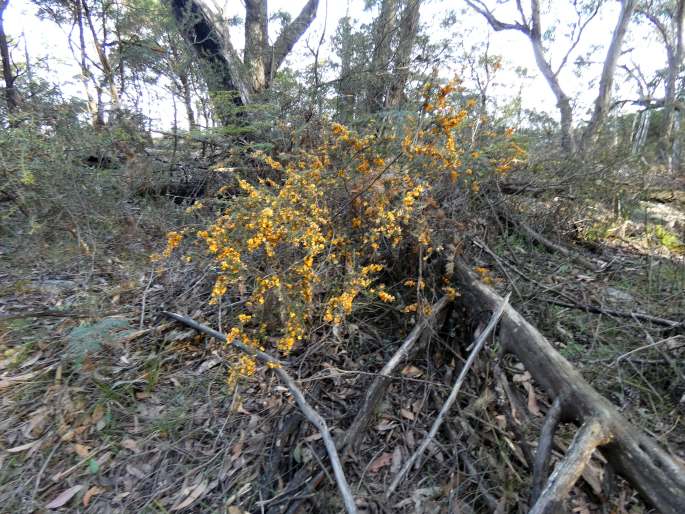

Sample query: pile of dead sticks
[163,259,685,514]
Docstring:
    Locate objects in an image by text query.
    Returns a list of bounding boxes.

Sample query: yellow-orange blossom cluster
[158,81,523,381]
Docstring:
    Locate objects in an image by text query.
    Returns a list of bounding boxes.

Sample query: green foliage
[65,318,131,368]
[651,225,683,252]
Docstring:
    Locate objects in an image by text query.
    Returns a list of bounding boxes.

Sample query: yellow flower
[238,314,252,324]
[378,291,395,303]
[442,286,459,300]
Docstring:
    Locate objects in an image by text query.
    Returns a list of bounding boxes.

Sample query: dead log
[498,209,598,271]
[453,260,685,514]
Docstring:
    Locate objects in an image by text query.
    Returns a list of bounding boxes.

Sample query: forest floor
[0,162,684,513]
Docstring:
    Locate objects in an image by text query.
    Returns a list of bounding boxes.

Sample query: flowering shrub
[160,80,525,380]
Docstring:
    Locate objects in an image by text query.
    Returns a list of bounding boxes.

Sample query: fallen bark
[531,396,563,503]
[453,260,685,514]
[530,420,611,514]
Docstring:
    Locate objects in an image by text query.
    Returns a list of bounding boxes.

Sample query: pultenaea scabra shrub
[157,80,525,381]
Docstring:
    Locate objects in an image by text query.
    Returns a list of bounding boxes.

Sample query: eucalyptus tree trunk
[367,0,398,113]
[581,0,637,151]
[168,0,319,109]
[465,0,637,156]
[638,1,685,163]
[0,0,20,117]
[73,0,103,128]
[528,0,575,154]
[464,0,577,154]
[336,16,356,120]
[386,0,421,109]
[81,0,120,116]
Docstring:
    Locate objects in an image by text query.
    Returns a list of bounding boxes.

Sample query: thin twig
[162,311,358,514]
[386,293,511,497]
[139,271,154,329]
[612,335,685,367]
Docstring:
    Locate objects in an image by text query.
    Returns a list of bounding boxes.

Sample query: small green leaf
[292,445,302,463]
[88,458,100,474]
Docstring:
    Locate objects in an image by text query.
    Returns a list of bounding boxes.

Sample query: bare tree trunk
[0,0,20,117]
[81,0,120,116]
[367,0,398,112]
[244,0,268,94]
[665,1,684,169]
[72,0,103,128]
[464,0,577,154]
[168,0,319,109]
[335,15,356,119]
[386,0,421,109]
[528,0,576,154]
[530,37,575,153]
[581,0,637,150]
[179,70,196,130]
[632,110,650,154]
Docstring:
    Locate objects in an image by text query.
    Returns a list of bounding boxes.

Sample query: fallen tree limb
[274,296,451,514]
[386,294,510,497]
[162,311,358,514]
[497,180,565,197]
[547,299,684,329]
[530,420,611,514]
[498,210,598,271]
[453,261,685,514]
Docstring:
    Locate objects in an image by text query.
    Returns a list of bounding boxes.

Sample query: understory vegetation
[1,0,684,513]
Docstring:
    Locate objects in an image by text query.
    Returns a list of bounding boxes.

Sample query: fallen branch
[530,420,611,514]
[275,296,451,514]
[0,310,109,321]
[497,180,565,197]
[531,396,563,503]
[386,294,510,497]
[547,299,683,329]
[342,295,450,451]
[453,260,685,514]
[499,210,598,271]
[162,311,358,514]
